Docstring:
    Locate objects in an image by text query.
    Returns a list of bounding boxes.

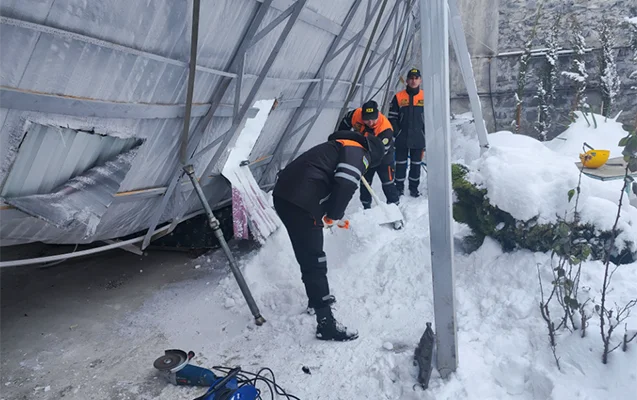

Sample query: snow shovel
[360,176,404,230]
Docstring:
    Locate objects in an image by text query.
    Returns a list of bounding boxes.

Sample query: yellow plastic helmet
[579,142,610,169]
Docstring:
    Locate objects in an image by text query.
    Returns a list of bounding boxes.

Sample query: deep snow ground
[2,111,637,399]
[2,182,635,399]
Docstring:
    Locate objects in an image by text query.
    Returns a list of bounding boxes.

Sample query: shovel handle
[360,176,383,207]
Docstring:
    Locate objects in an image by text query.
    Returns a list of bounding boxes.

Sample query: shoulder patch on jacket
[362,155,369,169]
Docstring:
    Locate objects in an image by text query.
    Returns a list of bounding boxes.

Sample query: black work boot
[362,201,372,210]
[315,306,358,341]
[409,188,420,198]
[395,183,404,196]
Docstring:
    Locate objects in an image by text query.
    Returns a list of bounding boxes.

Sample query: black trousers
[395,147,424,192]
[359,163,400,207]
[273,196,331,309]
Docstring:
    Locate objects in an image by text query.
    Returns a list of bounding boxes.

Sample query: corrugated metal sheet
[0,0,416,246]
[5,145,139,239]
[1,123,139,197]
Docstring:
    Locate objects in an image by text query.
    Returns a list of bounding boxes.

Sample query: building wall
[448,0,637,138]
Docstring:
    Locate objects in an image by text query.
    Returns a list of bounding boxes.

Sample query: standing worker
[272,131,385,341]
[388,68,425,197]
[338,100,400,209]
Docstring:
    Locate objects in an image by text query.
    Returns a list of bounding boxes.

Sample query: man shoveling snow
[272,131,384,341]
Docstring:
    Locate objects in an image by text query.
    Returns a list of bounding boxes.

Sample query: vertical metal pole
[447,0,489,153]
[420,0,458,378]
[180,0,201,164]
[184,164,266,326]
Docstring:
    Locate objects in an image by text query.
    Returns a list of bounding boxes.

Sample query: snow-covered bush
[626,16,637,91]
[535,15,561,141]
[514,2,544,134]
[452,164,632,263]
[561,16,589,116]
[452,113,637,264]
[596,19,621,117]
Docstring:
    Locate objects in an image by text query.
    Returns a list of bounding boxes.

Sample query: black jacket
[272,132,373,221]
[388,86,425,149]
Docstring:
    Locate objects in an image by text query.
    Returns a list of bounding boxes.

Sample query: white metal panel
[1,0,414,246]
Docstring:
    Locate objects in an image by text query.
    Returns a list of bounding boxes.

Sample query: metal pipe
[0,220,175,268]
[183,164,266,326]
[180,0,201,164]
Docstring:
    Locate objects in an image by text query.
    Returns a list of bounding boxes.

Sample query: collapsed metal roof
[0,0,421,247]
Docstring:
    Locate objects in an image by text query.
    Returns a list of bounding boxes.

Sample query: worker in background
[272,131,385,341]
[338,100,400,209]
[388,68,425,197]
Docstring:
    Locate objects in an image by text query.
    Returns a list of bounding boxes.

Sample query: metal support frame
[420,0,458,378]
[141,0,277,250]
[249,4,296,47]
[1,15,390,88]
[447,0,489,153]
[259,0,365,182]
[192,0,307,188]
[160,0,308,241]
[382,11,418,112]
[0,86,258,120]
[362,0,414,101]
[336,0,390,124]
[255,0,392,56]
[286,0,383,164]
[344,0,404,104]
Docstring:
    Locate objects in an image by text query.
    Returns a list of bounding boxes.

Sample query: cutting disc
[154,350,187,371]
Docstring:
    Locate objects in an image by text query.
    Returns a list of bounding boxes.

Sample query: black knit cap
[361,100,379,120]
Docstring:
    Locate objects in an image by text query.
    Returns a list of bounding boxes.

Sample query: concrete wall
[447,0,637,138]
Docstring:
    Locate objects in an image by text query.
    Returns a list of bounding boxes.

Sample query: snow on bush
[465,112,637,250]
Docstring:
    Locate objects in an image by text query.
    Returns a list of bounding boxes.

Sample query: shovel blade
[363,203,404,229]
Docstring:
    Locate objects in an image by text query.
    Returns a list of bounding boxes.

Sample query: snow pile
[544,111,626,159]
[117,111,637,400]
[451,112,482,165]
[131,194,637,399]
[466,112,637,248]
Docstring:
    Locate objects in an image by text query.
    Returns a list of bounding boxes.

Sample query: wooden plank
[575,157,637,182]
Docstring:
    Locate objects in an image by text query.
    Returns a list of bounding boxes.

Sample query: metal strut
[179,1,264,326]
[184,164,266,326]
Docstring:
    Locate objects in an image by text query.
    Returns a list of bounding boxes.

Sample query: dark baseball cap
[361,100,379,120]
[407,68,421,78]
